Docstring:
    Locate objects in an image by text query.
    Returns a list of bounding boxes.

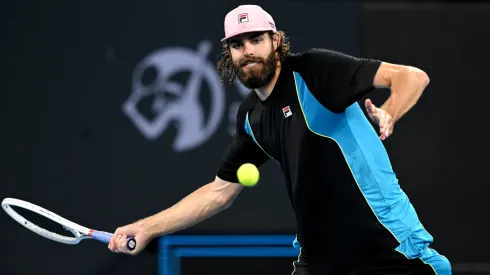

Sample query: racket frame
[1,198,135,250]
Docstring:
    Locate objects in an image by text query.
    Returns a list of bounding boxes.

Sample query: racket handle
[90,230,136,251]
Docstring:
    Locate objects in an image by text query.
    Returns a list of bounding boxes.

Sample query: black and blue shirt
[217,49,448,274]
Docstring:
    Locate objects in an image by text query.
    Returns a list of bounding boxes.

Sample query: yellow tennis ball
[237,163,259,186]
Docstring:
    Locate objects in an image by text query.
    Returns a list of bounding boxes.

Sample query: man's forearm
[136,181,235,237]
[381,67,430,122]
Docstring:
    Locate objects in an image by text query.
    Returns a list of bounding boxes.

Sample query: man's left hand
[365,99,394,141]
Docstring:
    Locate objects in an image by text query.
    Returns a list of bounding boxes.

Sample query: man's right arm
[109,99,269,254]
[137,176,243,238]
[136,100,269,239]
[108,176,243,254]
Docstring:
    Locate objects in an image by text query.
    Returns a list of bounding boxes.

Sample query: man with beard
[108,4,451,275]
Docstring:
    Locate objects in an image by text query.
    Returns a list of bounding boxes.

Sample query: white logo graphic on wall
[122,40,225,152]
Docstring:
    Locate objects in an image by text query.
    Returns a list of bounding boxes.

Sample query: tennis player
[109,5,451,275]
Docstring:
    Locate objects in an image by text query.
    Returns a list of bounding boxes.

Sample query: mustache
[239,57,264,66]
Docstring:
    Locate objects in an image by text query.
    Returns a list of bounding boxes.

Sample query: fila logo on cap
[282,106,292,118]
[238,13,249,23]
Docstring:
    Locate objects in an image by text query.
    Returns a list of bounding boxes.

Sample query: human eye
[251,37,262,44]
[230,42,242,49]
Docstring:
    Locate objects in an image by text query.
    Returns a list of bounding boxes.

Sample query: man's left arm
[366,62,430,140]
[373,62,430,122]
[294,49,430,140]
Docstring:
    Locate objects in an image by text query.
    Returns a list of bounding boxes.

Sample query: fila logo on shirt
[238,13,249,23]
[282,106,293,118]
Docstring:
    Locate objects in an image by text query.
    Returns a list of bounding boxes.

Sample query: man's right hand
[108,222,153,255]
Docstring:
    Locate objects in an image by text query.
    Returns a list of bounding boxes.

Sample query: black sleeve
[295,48,382,113]
[216,101,270,183]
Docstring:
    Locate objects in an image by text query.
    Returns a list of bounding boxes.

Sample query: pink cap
[221,5,277,42]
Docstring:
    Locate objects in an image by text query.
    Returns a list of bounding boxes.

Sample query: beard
[233,47,278,89]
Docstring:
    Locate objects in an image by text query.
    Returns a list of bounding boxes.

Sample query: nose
[243,42,254,56]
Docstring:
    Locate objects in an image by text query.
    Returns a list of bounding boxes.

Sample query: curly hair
[216,30,290,84]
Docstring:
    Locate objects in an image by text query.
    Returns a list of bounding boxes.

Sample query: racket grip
[90,230,136,251]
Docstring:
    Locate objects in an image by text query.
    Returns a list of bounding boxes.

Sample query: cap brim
[221,27,275,42]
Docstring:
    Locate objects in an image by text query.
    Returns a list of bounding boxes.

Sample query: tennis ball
[237,163,259,186]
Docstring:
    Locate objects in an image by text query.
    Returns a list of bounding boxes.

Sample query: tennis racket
[1,197,136,251]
